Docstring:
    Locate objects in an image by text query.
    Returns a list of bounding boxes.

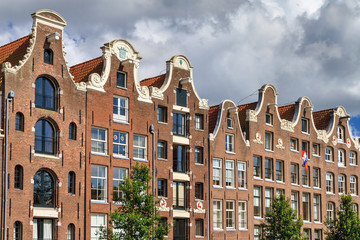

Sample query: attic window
[44,49,53,65]
[116,71,126,88]
[176,88,187,107]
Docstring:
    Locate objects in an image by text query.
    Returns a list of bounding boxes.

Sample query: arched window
[44,49,53,64]
[337,125,345,143]
[14,165,23,189]
[68,171,75,194]
[350,176,357,195]
[33,170,55,207]
[69,122,76,140]
[15,112,24,131]
[338,149,345,167]
[327,202,335,223]
[338,174,346,194]
[35,119,56,155]
[67,223,75,240]
[35,77,57,110]
[13,221,22,240]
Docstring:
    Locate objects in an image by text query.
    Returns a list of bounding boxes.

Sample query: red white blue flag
[302,151,309,173]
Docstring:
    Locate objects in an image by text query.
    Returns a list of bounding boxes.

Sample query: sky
[1,0,360,136]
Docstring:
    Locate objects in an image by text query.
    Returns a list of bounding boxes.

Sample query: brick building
[0,9,359,240]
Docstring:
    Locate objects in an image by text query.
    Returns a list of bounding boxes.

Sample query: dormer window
[176,88,187,107]
[44,49,53,64]
[116,71,126,88]
[337,126,345,143]
[301,118,309,133]
[266,113,273,125]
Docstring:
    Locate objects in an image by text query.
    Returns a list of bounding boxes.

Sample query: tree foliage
[325,194,360,240]
[260,194,305,240]
[98,163,169,240]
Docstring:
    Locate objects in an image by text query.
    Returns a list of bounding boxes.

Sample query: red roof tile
[140,74,166,88]
[313,109,332,130]
[0,35,31,69]
[238,102,257,131]
[208,104,220,133]
[70,57,103,83]
[278,104,295,121]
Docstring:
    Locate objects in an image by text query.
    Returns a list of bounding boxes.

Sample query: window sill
[226,186,236,190]
[301,132,310,135]
[195,236,204,239]
[314,221,322,225]
[226,228,236,231]
[265,149,274,153]
[239,228,248,231]
[350,164,358,167]
[116,86,127,90]
[33,153,60,159]
[312,154,320,158]
[351,194,358,197]
[338,165,346,168]
[195,128,204,131]
[325,160,334,163]
[113,155,129,160]
[133,158,148,162]
[112,201,124,205]
[303,221,312,224]
[265,179,274,182]
[253,177,263,181]
[227,127,234,130]
[195,163,204,166]
[158,158,168,161]
[265,123,273,127]
[291,183,300,187]
[254,217,264,220]
[195,198,204,202]
[213,228,223,231]
[326,192,335,195]
[277,181,285,184]
[158,121,168,125]
[91,200,108,204]
[225,151,236,155]
[113,119,129,125]
[313,187,321,190]
[213,186,223,189]
[302,185,311,188]
[290,149,299,153]
[91,152,109,157]
[238,188,248,191]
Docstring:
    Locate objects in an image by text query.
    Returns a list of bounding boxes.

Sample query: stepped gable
[313,108,332,131]
[70,57,103,83]
[140,74,166,88]
[238,102,257,131]
[278,104,295,121]
[208,104,220,133]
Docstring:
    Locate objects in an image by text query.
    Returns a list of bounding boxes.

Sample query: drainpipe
[3,90,14,240]
[149,124,155,240]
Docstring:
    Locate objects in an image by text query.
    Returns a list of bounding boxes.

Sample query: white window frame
[325,147,333,162]
[213,199,223,230]
[265,187,273,214]
[91,165,107,202]
[327,202,335,222]
[113,96,128,123]
[133,134,147,161]
[195,114,204,130]
[291,191,299,217]
[290,138,298,151]
[91,127,107,155]
[266,113,273,126]
[326,172,334,193]
[238,201,247,230]
[254,186,262,218]
[227,118,233,129]
[225,160,235,187]
[312,143,320,156]
[225,134,234,153]
[226,200,235,229]
[303,193,310,221]
[253,155,262,179]
[265,158,273,180]
[238,161,247,189]
[91,213,107,240]
[350,151,357,165]
[302,165,310,187]
[337,125,344,143]
[213,159,222,187]
[350,176,357,195]
[276,160,284,182]
[313,167,321,188]
[291,163,299,185]
[113,131,128,158]
[338,149,345,167]
[113,167,128,203]
[338,174,346,194]
[265,131,273,151]
[301,118,309,133]
[314,195,321,222]
[254,225,262,240]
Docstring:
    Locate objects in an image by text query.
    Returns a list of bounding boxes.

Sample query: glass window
[173,145,187,173]
[326,172,334,193]
[195,219,204,237]
[195,182,203,200]
[195,147,203,164]
[157,141,167,159]
[91,127,107,154]
[91,165,107,202]
[337,126,344,142]
[227,118,232,129]
[276,160,284,182]
[291,163,299,185]
[33,219,53,240]
[314,194,321,222]
[350,176,357,195]
[304,228,311,240]
[254,225,262,240]
[238,161,247,188]
[254,186,262,217]
[253,155,262,178]
[176,88,187,107]
[226,160,234,187]
[276,189,285,197]
[312,143,320,156]
[13,221,22,240]
[113,131,128,158]
[313,167,321,188]
[35,77,57,110]
[303,193,310,221]
[213,199,222,229]
[213,159,222,186]
[239,201,247,229]
[225,134,234,152]
[14,165,23,190]
[350,151,357,165]
[302,118,309,133]
[116,71,126,88]
[15,112,24,131]
[265,187,273,213]
[265,158,273,180]
[291,191,299,216]
[338,174,346,194]
[35,119,56,155]
[113,96,128,122]
[266,113,273,125]
[314,229,322,240]
[327,202,335,223]
[302,141,309,156]
[33,170,55,207]
[67,223,75,240]
[157,178,167,198]
[265,131,273,151]
[44,49,53,64]
[173,181,185,209]
[69,122,76,140]
[68,171,76,194]
[113,167,127,202]
[325,147,333,162]
[173,112,186,136]
[195,114,204,130]
[302,166,310,186]
[91,214,106,240]
[158,106,167,123]
[338,149,345,166]
[290,138,298,151]
[133,135,147,160]
[352,203,358,214]
[226,200,235,229]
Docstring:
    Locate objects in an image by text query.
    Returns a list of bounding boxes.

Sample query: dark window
[158,106,167,123]
[195,182,203,200]
[33,170,55,207]
[173,145,187,173]
[173,219,186,240]
[13,221,22,240]
[68,171,75,194]
[67,223,75,240]
[173,182,185,209]
[227,118,232,129]
[176,88,187,107]
[35,77,57,110]
[33,219,53,239]
[195,147,203,164]
[302,141,309,156]
[14,165,23,189]
[15,112,24,131]
[195,114,204,130]
[44,49,53,64]
[158,179,167,197]
[173,112,186,136]
[158,141,167,159]
[35,119,56,155]
[159,218,168,232]
[69,122,76,140]
[195,219,204,237]
[116,71,126,88]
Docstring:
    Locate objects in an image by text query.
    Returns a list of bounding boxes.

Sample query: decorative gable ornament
[253,132,263,144]
[158,198,169,212]
[332,136,337,146]
[346,138,351,148]
[194,201,205,213]
[276,138,285,150]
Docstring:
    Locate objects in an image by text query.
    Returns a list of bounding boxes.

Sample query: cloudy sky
[1,0,360,135]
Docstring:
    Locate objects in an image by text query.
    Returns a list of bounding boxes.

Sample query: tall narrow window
[195,219,204,237]
[116,71,126,88]
[173,145,187,173]
[301,118,309,133]
[35,119,56,155]
[350,151,357,165]
[157,141,167,159]
[113,96,128,123]
[195,114,204,130]
[35,77,57,110]
[33,170,55,207]
[213,159,222,186]
[173,181,185,209]
[91,214,106,240]
[265,158,273,180]
[238,201,247,229]
[14,165,23,189]
[195,182,203,200]
[157,106,167,123]
[326,172,334,193]
[69,122,76,140]
[350,176,357,195]
[225,160,234,187]
[276,160,284,182]
[338,174,346,194]
[337,126,345,142]
[133,135,147,160]
[113,131,128,158]
[302,166,310,186]
[238,161,247,188]
[157,179,167,198]
[314,195,321,222]
[13,221,22,240]
[67,223,75,240]
[327,202,335,223]
[266,113,273,125]
[254,225,262,240]
[304,229,311,240]
[313,167,321,188]
[291,191,299,216]
[265,188,273,213]
[226,200,235,229]
[254,186,262,217]
[44,49,53,64]
[338,149,345,166]
[291,163,299,185]
[91,165,107,202]
[176,88,187,107]
[265,131,273,150]
[213,199,222,229]
[113,167,127,202]
[325,147,333,162]
[195,147,203,164]
[68,171,75,194]
[173,112,186,136]
[225,134,234,152]
[290,138,298,151]
[302,141,309,156]
[15,112,24,131]
[91,127,107,154]
[312,143,320,156]
[314,229,322,240]
[303,193,310,221]
[253,155,262,178]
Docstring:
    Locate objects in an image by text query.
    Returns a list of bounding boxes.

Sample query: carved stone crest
[158,198,169,212]
[346,138,351,148]
[246,109,257,122]
[253,132,263,144]
[276,138,285,150]
[317,130,329,143]
[332,136,337,146]
[150,86,164,100]
[199,99,209,110]
[280,119,294,132]
[194,201,205,213]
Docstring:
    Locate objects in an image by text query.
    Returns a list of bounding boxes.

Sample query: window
[195,182,203,200]
[13,221,22,240]
[35,77,57,110]
[253,155,262,178]
[227,118,232,129]
[176,88,187,107]
[302,141,309,156]
[33,170,55,207]
[350,176,357,195]
[91,214,106,240]
[173,112,186,136]
[225,160,234,187]
[291,163,299,185]
[14,165,23,189]
[226,200,235,229]
[15,112,24,131]
[157,179,167,197]
[291,191,299,216]
[338,174,346,194]
[337,125,344,142]
[195,147,203,164]
[265,187,273,213]
[91,127,107,154]
[303,193,310,221]
[239,201,247,229]
[254,186,262,217]
[113,167,127,202]
[290,138,298,151]
[265,131,273,150]
[116,71,126,88]
[173,145,187,173]
[113,131,128,158]
[159,218,168,235]
[133,135,147,160]
[313,167,321,188]
[35,119,56,155]
[276,160,284,182]
[302,166,310,186]
[238,161,247,188]
[325,147,333,162]
[69,122,76,140]
[213,199,222,229]
[265,158,273,180]
[113,96,128,122]
[312,143,320,156]
[213,159,222,186]
[302,118,309,133]
[195,114,204,130]
[304,229,311,240]
[276,189,285,197]
[314,229,322,240]
[173,181,185,209]
[338,149,345,166]
[44,49,53,64]
[67,223,75,240]
[352,203,358,214]
[266,113,273,125]
[33,219,53,240]
[314,194,321,222]
[68,171,75,194]
[157,106,167,123]
[326,172,334,193]
[254,225,262,240]
[327,202,335,223]
[173,219,186,240]
[225,134,234,152]
[157,141,167,159]
[195,219,204,237]
[350,151,357,165]
[91,165,107,202]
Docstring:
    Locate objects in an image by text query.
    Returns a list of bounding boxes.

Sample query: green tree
[260,194,305,240]
[325,194,360,240]
[98,163,169,240]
